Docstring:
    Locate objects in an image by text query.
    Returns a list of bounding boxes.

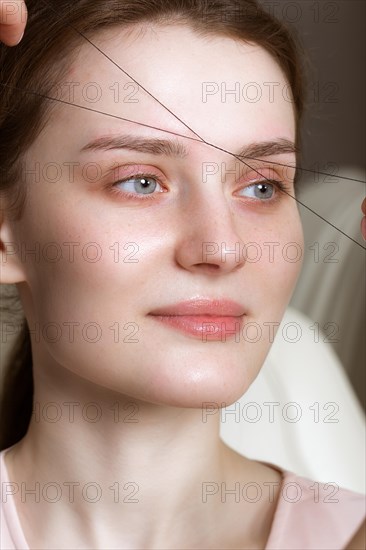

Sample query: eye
[237,180,285,201]
[113,173,165,196]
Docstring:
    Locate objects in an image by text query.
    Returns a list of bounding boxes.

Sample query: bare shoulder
[2,440,24,479]
[222,444,284,488]
[217,447,284,549]
[248,457,284,485]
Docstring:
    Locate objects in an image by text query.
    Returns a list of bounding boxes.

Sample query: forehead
[46,23,296,155]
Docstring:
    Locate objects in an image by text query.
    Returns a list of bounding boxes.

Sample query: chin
[133,356,254,410]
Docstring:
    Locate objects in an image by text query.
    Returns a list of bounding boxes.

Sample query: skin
[0,0,27,45]
[0,22,308,549]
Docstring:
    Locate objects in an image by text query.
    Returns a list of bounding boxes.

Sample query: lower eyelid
[108,186,162,202]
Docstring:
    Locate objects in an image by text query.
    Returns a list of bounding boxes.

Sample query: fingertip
[15,30,24,44]
[0,28,24,46]
[361,197,366,216]
[361,217,366,241]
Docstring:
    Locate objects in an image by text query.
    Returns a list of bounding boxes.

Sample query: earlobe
[0,214,27,284]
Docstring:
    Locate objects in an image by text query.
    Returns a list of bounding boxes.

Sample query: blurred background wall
[260,0,365,169]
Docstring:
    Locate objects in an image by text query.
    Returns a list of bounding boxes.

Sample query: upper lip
[149,298,246,317]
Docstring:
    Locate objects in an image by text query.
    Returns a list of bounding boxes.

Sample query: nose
[174,190,246,275]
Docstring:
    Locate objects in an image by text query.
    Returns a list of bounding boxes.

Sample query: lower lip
[149,315,244,340]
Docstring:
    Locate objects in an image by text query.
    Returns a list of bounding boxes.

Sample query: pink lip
[149,298,246,317]
[148,299,246,340]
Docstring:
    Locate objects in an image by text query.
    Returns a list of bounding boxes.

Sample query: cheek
[14,200,141,321]
[19,200,174,344]
[246,207,304,323]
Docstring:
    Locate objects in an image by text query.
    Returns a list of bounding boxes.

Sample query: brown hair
[0,0,304,450]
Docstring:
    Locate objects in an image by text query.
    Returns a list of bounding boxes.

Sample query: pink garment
[1,448,365,549]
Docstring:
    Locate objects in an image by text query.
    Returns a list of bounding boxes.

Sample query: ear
[0,208,27,284]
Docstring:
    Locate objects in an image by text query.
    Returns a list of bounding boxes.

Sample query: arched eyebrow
[79,134,297,160]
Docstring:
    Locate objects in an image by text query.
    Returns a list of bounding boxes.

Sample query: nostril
[194,263,220,270]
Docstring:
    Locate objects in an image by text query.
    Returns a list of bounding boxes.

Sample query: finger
[361,197,366,241]
[0,0,27,46]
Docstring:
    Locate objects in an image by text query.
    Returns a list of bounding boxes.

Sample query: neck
[6,359,276,549]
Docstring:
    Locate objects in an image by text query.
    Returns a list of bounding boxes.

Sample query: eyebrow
[79,135,297,160]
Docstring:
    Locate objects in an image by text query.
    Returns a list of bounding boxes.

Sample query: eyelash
[107,171,292,203]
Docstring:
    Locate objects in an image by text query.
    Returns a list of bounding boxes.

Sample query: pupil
[140,178,150,187]
[259,184,267,193]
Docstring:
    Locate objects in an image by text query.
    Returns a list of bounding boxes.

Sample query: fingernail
[15,31,24,45]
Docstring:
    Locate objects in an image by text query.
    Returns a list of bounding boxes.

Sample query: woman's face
[8,24,303,407]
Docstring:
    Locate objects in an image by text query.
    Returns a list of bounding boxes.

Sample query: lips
[148,298,246,317]
[148,298,246,340]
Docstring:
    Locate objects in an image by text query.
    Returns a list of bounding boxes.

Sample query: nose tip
[202,240,245,269]
[176,236,246,275]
